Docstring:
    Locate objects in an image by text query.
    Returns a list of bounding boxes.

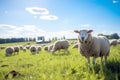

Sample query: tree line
[0,36,66,44]
[0,37,36,44]
[98,33,119,39]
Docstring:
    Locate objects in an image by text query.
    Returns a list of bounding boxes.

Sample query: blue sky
[0,0,120,39]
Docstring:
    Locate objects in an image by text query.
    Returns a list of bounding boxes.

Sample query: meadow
[0,41,120,80]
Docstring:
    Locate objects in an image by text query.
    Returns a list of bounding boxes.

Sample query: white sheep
[30,45,41,54]
[48,44,54,52]
[0,46,6,49]
[109,39,118,46]
[43,44,53,52]
[36,46,41,53]
[26,45,31,49]
[74,29,110,66]
[22,46,27,52]
[44,46,49,51]
[117,39,120,44]
[14,46,19,54]
[5,47,14,56]
[30,45,37,54]
[51,40,69,54]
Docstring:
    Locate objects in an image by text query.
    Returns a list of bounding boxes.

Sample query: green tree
[110,33,119,39]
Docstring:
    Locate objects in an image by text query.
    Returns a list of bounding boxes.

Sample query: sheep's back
[53,40,69,50]
[93,36,110,55]
[30,46,36,52]
[6,47,14,54]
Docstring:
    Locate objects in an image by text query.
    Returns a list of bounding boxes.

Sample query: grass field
[0,42,120,80]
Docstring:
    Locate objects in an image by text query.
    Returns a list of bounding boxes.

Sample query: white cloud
[0,24,76,39]
[40,15,58,20]
[113,0,118,3]
[0,24,16,29]
[25,7,59,20]
[0,24,46,38]
[25,7,49,14]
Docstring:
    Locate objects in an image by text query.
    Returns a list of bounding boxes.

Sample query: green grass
[0,42,120,80]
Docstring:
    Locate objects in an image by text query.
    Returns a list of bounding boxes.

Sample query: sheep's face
[74,29,93,43]
[79,30,88,42]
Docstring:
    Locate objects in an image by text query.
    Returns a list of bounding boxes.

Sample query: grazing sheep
[5,47,14,56]
[30,45,37,54]
[14,46,19,54]
[26,45,31,49]
[48,44,54,52]
[43,44,53,52]
[36,46,41,53]
[0,46,6,49]
[30,45,41,54]
[51,40,69,54]
[72,43,78,49]
[74,29,110,66]
[19,45,23,50]
[44,46,49,51]
[109,39,118,46]
[117,39,120,44]
[22,46,27,52]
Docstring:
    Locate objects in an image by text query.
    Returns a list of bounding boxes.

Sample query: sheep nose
[81,37,84,41]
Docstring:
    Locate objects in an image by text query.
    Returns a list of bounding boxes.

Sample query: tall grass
[0,43,120,80]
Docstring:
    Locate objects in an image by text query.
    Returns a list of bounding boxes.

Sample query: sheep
[14,46,19,54]
[109,39,118,46]
[30,45,41,54]
[117,39,120,44]
[19,45,23,50]
[51,40,69,54]
[74,29,110,66]
[22,46,27,52]
[36,46,41,53]
[44,46,49,51]
[0,46,6,50]
[26,45,31,49]
[72,43,78,49]
[19,45,27,52]
[30,45,37,54]
[43,44,53,52]
[48,44,54,52]
[5,47,14,56]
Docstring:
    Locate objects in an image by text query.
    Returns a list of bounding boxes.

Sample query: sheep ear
[87,30,93,33]
[74,30,80,33]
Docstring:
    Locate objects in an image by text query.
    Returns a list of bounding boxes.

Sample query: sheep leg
[58,49,60,55]
[92,57,96,65]
[52,50,55,54]
[87,57,90,66]
[101,56,103,64]
[64,48,68,54]
[104,56,107,65]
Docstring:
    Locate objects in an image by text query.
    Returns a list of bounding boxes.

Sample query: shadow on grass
[92,60,120,80]
[103,60,120,80]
